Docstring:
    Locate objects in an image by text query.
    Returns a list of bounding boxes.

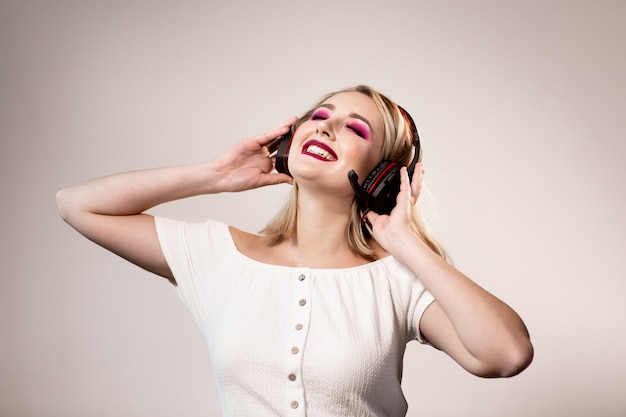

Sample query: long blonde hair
[261,85,448,261]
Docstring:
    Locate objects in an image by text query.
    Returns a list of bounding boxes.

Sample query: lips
[302,140,337,161]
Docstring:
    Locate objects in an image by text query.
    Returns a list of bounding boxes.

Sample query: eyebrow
[319,103,373,133]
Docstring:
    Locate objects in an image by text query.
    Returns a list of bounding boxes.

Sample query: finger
[269,152,282,169]
[410,162,424,201]
[266,135,284,155]
[400,166,410,190]
[365,209,380,228]
[397,166,411,203]
[260,172,293,187]
[257,116,298,146]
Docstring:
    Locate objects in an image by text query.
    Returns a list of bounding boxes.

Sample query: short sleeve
[384,257,435,345]
[154,217,233,326]
[411,288,435,344]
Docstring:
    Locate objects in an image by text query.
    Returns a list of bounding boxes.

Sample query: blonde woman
[56,85,533,416]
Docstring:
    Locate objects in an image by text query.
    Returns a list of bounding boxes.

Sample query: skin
[56,92,533,378]
[257,92,387,268]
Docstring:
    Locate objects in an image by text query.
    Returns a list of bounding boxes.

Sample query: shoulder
[228,226,278,264]
[156,217,229,241]
[155,218,235,263]
[229,229,394,268]
[228,226,259,251]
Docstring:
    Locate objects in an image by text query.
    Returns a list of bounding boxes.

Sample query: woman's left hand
[365,163,424,252]
[367,162,534,378]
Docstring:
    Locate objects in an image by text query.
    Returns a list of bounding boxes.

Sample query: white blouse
[155,217,435,417]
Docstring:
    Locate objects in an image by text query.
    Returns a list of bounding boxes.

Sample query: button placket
[287,269,311,415]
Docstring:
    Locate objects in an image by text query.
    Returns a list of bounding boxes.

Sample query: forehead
[322,92,380,118]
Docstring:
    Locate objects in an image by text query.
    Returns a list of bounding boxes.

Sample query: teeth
[307,145,334,160]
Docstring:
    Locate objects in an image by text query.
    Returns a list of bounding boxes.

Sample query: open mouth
[302,140,337,161]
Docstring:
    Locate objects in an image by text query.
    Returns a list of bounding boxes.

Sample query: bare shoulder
[229,227,392,267]
[228,226,276,263]
[228,226,258,250]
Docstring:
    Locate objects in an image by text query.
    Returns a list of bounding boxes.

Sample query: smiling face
[288,91,385,196]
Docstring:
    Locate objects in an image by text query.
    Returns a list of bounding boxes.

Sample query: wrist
[197,160,220,193]
[384,228,431,262]
[193,160,233,194]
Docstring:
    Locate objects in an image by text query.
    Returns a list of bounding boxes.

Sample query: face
[288,91,385,196]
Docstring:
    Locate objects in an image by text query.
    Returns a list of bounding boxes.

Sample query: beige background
[1,0,625,416]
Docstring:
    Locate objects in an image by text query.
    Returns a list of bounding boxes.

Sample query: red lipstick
[301,140,338,161]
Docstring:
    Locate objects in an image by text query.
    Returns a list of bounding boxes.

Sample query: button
[298,299,306,306]
[298,274,306,281]
[291,401,299,409]
[295,323,303,330]
[288,373,297,381]
[291,346,299,354]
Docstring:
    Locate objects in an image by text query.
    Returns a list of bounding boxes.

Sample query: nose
[315,120,335,140]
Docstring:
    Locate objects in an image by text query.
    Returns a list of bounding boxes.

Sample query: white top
[155,217,435,417]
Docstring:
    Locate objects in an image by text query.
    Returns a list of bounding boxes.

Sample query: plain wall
[1,0,625,416]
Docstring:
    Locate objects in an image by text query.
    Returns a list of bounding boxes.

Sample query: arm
[56,118,296,281]
[366,164,533,377]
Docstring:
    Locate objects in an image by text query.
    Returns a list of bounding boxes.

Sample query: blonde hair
[261,85,448,261]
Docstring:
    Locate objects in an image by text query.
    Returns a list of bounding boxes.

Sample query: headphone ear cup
[275,131,293,176]
[350,106,421,215]
[359,160,402,215]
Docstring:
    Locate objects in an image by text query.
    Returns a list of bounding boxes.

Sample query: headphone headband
[397,105,421,177]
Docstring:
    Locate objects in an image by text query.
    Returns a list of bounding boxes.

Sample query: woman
[56,85,533,416]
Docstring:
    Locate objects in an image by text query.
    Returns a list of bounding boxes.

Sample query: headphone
[273,106,421,216]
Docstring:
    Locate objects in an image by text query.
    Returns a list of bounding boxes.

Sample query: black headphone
[274,106,421,215]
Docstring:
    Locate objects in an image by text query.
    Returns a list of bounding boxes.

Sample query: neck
[279,186,365,268]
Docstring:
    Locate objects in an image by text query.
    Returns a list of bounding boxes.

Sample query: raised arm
[56,118,295,281]
[366,165,534,378]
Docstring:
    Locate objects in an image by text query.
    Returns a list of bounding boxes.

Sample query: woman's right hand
[210,117,296,192]
[56,117,297,281]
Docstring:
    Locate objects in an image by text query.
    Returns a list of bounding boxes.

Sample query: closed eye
[346,121,371,140]
[310,108,330,121]
[347,125,365,137]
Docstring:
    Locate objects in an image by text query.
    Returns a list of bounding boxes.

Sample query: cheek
[287,125,312,155]
[363,155,382,176]
[346,143,381,174]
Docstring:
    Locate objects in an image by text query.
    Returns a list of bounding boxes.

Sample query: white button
[295,323,303,330]
[291,346,299,354]
[291,401,299,409]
